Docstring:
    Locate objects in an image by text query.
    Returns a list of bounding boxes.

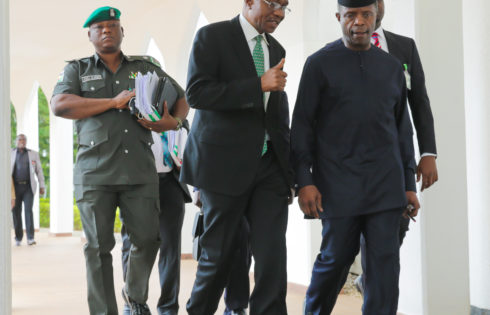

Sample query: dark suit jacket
[181,15,293,196]
[384,30,437,155]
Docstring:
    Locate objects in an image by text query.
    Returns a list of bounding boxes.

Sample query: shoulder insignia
[128,55,161,68]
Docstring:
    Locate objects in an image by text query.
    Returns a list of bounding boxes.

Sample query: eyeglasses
[261,0,291,14]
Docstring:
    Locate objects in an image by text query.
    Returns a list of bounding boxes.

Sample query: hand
[138,101,178,133]
[112,90,135,110]
[39,188,45,196]
[193,190,202,208]
[261,58,287,92]
[417,156,438,191]
[403,191,421,219]
[11,199,15,208]
[298,185,323,218]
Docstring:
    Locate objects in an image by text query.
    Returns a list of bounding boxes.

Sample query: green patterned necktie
[252,35,268,156]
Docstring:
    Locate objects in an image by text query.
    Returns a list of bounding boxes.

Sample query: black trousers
[305,208,403,315]
[186,150,290,315]
[337,216,410,295]
[121,174,186,315]
[12,183,34,241]
[224,217,251,314]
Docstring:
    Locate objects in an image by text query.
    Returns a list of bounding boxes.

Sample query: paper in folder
[129,71,178,122]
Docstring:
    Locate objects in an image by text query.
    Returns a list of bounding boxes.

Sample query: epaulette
[127,55,161,68]
[65,57,90,63]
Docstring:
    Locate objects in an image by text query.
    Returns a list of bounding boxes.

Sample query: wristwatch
[174,117,183,130]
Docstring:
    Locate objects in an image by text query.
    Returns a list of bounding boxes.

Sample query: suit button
[124,129,128,133]
[116,80,120,84]
[124,149,129,154]
[90,86,95,91]
[90,141,94,146]
[148,142,151,146]
[119,109,123,112]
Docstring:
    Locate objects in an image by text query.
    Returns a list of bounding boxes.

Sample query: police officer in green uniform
[51,6,186,315]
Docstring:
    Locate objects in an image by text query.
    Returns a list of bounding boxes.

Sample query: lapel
[384,30,404,64]
[383,30,396,54]
[230,16,256,78]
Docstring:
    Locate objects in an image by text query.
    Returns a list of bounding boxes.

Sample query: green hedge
[39,198,122,233]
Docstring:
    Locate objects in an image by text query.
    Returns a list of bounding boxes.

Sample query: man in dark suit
[347,0,439,295]
[181,0,293,314]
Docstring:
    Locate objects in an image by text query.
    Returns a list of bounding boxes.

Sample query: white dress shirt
[151,131,172,173]
[372,26,389,53]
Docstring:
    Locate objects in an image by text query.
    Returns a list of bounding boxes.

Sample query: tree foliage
[10,102,16,147]
[38,87,50,193]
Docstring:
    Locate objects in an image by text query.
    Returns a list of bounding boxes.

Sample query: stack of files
[133,71,178,122]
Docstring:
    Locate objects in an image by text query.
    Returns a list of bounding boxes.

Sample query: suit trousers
[75,184,160,315]
[121,174,186,315]
[305,208,403,315]
[224,217,252,314]
[11,183,34,241]
[186,150,290,315]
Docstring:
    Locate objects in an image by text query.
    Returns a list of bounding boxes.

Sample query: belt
[15,181,28,185]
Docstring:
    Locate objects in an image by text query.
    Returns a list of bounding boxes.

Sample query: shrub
[40,198,122,233]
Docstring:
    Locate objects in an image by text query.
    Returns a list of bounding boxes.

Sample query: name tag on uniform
[81,75,103,83]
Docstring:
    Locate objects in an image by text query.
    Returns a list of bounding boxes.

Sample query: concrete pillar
[463,0,490,313]
[49,112,73,236]
[412,0,471,314]
[18,82,41,231]
[0,0,12,313]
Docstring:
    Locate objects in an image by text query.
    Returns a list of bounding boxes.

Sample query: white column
[19,82,41,231]
[49,112,73,236]
[463,0,490,313]
[411,0,471,314]
[0,0,12,313]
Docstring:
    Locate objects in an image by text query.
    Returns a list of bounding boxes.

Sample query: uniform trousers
[121,173,186,315]
[75,184,160,315]
[305,208,403,315]
[186,150,290,315]
[11,182,34,241]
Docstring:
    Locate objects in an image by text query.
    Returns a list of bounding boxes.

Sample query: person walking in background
[11,134,45,246]
[11,176,16,209]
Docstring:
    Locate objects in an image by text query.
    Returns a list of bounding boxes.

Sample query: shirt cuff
[421,153,437,158]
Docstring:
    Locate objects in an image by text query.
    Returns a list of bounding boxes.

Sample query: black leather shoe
[122,288,152,315]
[230,309,247,315]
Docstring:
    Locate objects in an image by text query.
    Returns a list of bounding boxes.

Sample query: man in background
[348,0,438,295]
[11,134,45,246]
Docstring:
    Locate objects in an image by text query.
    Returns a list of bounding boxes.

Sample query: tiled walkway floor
[11,230,362,314]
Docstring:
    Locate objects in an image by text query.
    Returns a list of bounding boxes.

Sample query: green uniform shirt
[53,53,185,186]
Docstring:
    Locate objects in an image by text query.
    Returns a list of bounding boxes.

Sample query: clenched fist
[261,58,287,92]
